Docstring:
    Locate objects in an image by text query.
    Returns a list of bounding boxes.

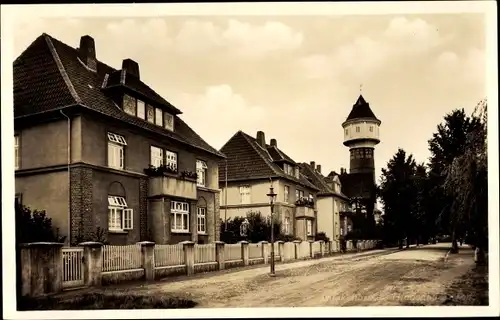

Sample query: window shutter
[123,209,133,230]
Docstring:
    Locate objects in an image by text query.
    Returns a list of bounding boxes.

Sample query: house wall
[317,197,334,241]
[17,119,70,169]
[15,171,69,241]
[81,114,219,189]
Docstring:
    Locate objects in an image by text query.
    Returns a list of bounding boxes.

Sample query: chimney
[270,138,277,147]
[310,161,315,169]
[122,59,140,79]
[79,35,97,71]
[317,164,322,173]
[256,131,266,147]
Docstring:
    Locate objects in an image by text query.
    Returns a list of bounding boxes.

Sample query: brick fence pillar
[20,242,64,297]
[138,241,155,281]
[79,241,103,287]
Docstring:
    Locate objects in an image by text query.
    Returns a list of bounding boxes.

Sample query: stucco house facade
[14,34,225,245]
[299,162,353,241]
[219,131,320,241]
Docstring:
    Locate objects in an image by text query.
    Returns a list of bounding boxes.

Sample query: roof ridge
[240,132,282,176]
[43,34,82,104]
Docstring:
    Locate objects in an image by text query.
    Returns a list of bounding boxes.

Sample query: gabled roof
[345,95,380,123]
[13,33,224,158]
[219,131,319,191]
[300,163,348,199]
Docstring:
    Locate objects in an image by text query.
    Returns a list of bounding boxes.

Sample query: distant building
[219,131,320,240]
[299,162,353,241]
[14,34,225,245]
[331,94,381,223]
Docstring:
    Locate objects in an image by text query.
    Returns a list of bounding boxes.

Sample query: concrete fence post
[238,241,249,266]
[308,240,314,258]
[319,240,325,257]
[79,241,103,287]
[293,240,301,260]
[138,241,155,281]
[214,241,225,270]
[277,241,284,261]
[20,242,64,297]
[259,241,269,264]
[181,241,195,276]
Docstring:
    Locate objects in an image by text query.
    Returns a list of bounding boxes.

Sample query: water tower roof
[345,95,379,122]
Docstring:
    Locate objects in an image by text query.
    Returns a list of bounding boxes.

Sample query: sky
[11,12,487,188]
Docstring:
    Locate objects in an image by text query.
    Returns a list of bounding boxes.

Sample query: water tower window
[356,126,360,133]
[369,126,373,132]
[345,129,348,135]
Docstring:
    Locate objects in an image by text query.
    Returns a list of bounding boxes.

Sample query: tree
[379,148,419,248]
[220,211,286,243]
[428,108,481,253]
[442,100,488,258]
[15,204,66,244]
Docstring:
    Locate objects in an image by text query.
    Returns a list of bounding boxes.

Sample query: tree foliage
[15,204,66,244]
[220,211,298,244]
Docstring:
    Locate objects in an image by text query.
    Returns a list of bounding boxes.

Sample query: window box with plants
[295,197,315,208]
[180,170,198,181]
[143,164,178,177]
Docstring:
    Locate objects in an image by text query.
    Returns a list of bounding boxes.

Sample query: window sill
[171,230,191,234]
[198,232,207,236]
[109,230,129,234]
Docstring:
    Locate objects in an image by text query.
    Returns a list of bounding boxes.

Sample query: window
[166,150,178,171]
[298,190,304,200]
[197,207,206,234]
[155,108,163,126]
[164,112,174,131]
[284,186,289,203]
[14,135,20,170]
[147,104,155,123]
[239,185,251,204]
[137,99,145,119]
[345,129,348,135]
[196,160,208,187]
[356,126,360,133]
[171,201,189,232]
[369,126,374,132]
[108,196,133,231]
[309,194,314,201]
[123,94,136,116]
[107,132,126,169]
[294,167,300,179]
[306,220,313,236]
[295,189,299,201]
[150,146,163,168]
[284,217,290,234]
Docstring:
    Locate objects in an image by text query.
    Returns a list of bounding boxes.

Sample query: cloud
[298,16,446,80]
[434,48,486,88]
[171,85,266,148]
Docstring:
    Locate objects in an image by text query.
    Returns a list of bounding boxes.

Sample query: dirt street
[128,243,475,307]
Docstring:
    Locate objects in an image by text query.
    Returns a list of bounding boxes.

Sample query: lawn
[18,291,197,310]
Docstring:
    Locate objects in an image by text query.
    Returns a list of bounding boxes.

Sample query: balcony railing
[296,205,315,218]
[295,197,315,208]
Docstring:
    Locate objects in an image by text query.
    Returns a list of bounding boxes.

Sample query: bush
[15,204,66,244]
[314,232,330,242]
[277,234,301,242]
[220,211,285,243]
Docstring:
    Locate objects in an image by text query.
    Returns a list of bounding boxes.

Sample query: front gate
[62,247,85,289]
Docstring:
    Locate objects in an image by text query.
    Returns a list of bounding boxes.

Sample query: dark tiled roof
[13,33,224,158]
[219,131,319,191]
[345,95,379,122]
[300,163,348,199]
[103,70,182,115]
[338,171,376,200]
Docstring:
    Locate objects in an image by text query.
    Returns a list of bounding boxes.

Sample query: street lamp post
[267,182,277,277]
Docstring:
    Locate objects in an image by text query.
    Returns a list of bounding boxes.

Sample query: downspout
[60,110,71,245]
[224,159,228,230]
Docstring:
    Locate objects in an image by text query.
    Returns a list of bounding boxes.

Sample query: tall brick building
[14,34,225,245]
